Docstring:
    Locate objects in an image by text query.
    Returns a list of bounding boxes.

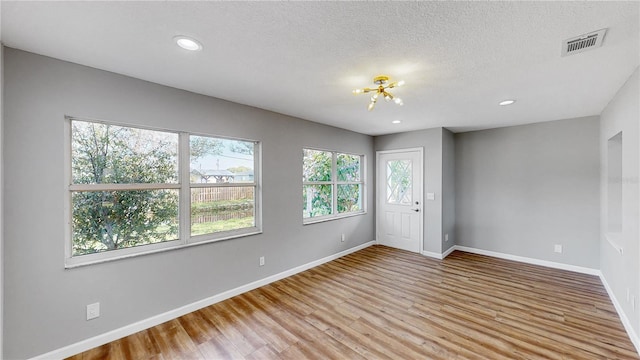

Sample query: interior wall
[0,43,4,360]
[600,67,639,338]
[374,127,444,254]
[455,116,601,269]
[442,128,455,252]
[2,48,375,359]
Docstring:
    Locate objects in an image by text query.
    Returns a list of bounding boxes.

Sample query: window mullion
[253,141,261,230]
[332,152,338,216]
[303,181,332,186]
[179,133,190,244]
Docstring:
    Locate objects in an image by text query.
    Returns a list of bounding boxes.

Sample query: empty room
[1,1,639,359]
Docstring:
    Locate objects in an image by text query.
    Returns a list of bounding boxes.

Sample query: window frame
[64,116,262,268]
[187,133,261,243]
[303,147,366,224]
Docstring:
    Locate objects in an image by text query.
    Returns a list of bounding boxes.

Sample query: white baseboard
[421,245,456,260]
[453,245,600,275]
[599,273,640,355]
[422,250,443,259]
[442,245,456,259]
[31,241,376,360]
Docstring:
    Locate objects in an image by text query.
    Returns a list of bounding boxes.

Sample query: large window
[303,149,364,223]
[67,117,260,267]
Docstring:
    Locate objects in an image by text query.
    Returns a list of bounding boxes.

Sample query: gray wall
[442,128,455,252]
[0,44,4,359]
[600,67,639,336]
[455,117,601,268]
[374,128,444,254]
[2,48,375,359]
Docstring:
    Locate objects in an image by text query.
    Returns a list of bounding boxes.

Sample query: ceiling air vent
[561,28,607,57]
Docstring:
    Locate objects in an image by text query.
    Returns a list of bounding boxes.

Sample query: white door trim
[376,147,424,254]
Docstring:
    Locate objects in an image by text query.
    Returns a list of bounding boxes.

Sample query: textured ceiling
[1,1,639,135]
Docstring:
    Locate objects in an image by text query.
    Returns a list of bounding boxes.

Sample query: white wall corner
[442,245,456,259]
[420,245,455,260]
[422,250,444,260]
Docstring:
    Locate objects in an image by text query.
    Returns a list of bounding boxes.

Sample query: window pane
[191,187,255,236]
[303,149,332,182]
[72,121,178,184]
[190,136,255,184]
[337,154,360,182]
[71,189,179,256]
[303,185,332,218]
[338,184,362,213]
[386,160,412,205]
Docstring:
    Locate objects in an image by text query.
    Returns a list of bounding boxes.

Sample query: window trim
[64,116,262,268]
[302,147,366,224]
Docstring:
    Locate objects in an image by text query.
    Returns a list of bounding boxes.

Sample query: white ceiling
[1,1,638,135]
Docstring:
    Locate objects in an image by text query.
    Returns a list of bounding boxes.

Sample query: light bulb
[394,98,403,105]
[499,99,516,106]
[174,36,203,51]
[368,102,375,111]
[397,80,405,87]
[371,93,379,101]
[353,89,362,94]
[384,95,391,101]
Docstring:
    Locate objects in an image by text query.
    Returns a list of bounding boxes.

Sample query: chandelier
[352,75,405,111]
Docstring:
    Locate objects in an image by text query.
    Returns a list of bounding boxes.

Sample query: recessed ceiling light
[174,36,203,51]
[392,120,401,124]
[499,99,516,106]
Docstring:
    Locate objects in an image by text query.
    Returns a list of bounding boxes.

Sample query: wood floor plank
[245,345,282,360]
[227,297,297,353]
[67,246,639,360]
[147,319,198,358]
[196,333,246,360]
[207,301,267,356]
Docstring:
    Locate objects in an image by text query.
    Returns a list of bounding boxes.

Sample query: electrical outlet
[554,244,563,253]
[445,233,449,242]
[86,302,100,320]
[341,234,345,242]
[259,256,265,266]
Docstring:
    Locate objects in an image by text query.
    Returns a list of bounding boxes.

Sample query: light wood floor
[68,245,639,360]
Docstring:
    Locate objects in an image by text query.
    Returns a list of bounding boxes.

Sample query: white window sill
[303,211,366,225]
[65,228,262,269]
[605,232,624,255]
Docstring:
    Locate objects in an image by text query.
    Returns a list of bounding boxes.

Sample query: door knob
[411,208,420,212]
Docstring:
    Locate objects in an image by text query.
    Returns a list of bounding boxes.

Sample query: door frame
[375,147,424,254]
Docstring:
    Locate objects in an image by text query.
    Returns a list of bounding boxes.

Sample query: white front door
[376,149,423,253]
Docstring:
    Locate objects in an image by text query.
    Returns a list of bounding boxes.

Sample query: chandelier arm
[354,75,405,110]
[353,88,375,94]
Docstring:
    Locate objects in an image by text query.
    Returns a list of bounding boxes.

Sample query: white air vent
[561,28,607,57]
